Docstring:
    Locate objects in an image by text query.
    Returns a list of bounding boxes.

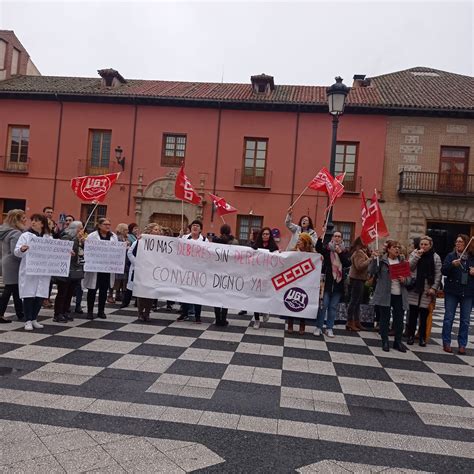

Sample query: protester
[0,209,27,323]
[213,224,239,326]
[251,227,278,329]
[59,215,75,238]
[315,229,350,337]
[108,223,129,304]
[406,235,442,346]
[177,220,207,323]
[286,232,315,335]
[128,223,162,322]
[128,223,139,245]
[53,221,85,323]
[346,237,372,332]
[441,234,474,355]
[83,218,118,319]
[369,241,410,352]
[285,206,317,250]
[14,214,52,331]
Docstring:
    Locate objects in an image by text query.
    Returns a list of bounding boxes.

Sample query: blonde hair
[115,223,129,235]
[419,235,433,247]
[293,232,315,253]
[5,209,25,230]
[143,223,162,235]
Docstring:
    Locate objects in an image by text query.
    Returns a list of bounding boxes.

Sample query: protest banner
[25,237,73,277]
[133,236,323,318]
[84,240,127,273]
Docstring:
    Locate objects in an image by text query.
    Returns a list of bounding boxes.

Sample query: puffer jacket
[0,224,22,285]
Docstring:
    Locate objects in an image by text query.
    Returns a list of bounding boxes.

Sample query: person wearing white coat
[14,214,52,331]
[83,218,118,319]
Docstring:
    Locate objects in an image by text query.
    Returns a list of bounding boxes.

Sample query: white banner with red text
[133,236,322,319]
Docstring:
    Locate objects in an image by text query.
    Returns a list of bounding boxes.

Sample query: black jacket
[442,251,474,298]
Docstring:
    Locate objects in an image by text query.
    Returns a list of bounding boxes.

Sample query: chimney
[251,73,275,95]
[352,74,371,87]
[98,68,126,88]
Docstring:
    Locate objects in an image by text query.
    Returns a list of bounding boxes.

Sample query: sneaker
[263,314,270,323]
[313,327,323,336]
[254,320,260,329]
[31,320,44,329]
[325,329,335,338]
[24,320,33,331]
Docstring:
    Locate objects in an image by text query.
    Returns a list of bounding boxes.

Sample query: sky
[0,0,472,86]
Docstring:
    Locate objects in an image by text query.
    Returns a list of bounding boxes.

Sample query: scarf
[414,248,435,294]
[328,240,344,283]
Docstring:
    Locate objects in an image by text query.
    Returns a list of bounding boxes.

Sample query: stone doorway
[149,213,188,237]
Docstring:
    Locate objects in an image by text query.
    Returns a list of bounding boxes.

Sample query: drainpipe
[51,94,64,208]
[290,107,301,204]
[211,105,222,222]
[127,100,138,216]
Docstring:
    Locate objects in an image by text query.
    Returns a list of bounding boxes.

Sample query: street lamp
[325,76,350,238]
[114,146,126,171]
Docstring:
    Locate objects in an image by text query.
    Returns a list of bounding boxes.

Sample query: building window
[88,130,111,174]
[236,214,263,245]
[333,221,355,247]
[11,48,20,75]
[335,142,358,192]
[439,146,469,193]
[81,204,107,233]
[0,40,6,70]
[6,126,29,172]
[0,198,26,224]
[161,134,186,167]
[242,138,268,186]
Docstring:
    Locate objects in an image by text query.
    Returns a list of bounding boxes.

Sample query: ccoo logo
[283,287,308,312]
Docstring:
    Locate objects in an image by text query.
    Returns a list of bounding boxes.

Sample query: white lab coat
[14,231,52,299]
[126,240,138,291]
[83,231,118,290]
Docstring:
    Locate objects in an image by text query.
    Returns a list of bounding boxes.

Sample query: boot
[299,320,306,335]
[418,337,426,347]
[286,320,294,334]
[354,321,365,331]
[346,321,360,332]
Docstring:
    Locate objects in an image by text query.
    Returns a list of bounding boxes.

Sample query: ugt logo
[283,287,308,312]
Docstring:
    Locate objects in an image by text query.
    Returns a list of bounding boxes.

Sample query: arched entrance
[134,170,203,234]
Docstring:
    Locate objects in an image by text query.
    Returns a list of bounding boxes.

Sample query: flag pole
[181,200,184,234]
[84,201,99,231]
[459,236,474,259]
[220,215,226,224]
[321,203,332,241]
[290,186,308,208]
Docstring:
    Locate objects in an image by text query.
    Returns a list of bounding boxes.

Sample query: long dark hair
[253,227,279,252]
[349,236,366,255]
[29,213,50,236]
[298,215,314,230]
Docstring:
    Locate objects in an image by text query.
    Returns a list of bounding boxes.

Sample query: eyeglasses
[262,233,271,236]
[455,240,465,244]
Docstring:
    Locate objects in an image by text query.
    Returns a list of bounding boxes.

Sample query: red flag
[329,172,346,204]
[175,166,202,205]
[209,193,237,216]
[308,167,335,194]
[70,172,120,203]
[360,191,389,245]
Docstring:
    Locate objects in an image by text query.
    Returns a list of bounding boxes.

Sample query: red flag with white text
[70,172,120,203]
[370,191,389,238]
[329,172,346,204]
[209,193,237,216]
[360,191,389,245]
[308,167,335,194]
[175,166,202,205]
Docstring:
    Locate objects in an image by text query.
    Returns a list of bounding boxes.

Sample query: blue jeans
[316,291,342,330]
[442,293,473,348]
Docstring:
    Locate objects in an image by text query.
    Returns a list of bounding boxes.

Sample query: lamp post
[325,76,350,238]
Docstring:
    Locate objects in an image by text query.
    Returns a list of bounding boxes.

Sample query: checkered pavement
[1,299,473,436]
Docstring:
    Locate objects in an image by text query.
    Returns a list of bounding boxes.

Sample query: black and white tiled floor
[0,299,473,472]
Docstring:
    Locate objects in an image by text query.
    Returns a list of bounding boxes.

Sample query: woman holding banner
[83,218,118,320]
[406,236,442,347]
[0,209,27,323]
[285,207,317,251]
[369,241,410,353]
[14,214,51,331]
[53,221,85,323]
[441,234,474,355]
[252,227,279,329]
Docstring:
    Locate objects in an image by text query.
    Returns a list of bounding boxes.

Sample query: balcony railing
[234,169,272,189]
[0,156,30,173]
[399,171,474,196]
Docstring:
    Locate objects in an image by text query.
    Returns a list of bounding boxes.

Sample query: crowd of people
[0,206,472,355]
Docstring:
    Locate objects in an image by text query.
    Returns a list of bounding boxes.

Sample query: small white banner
[84,240,127,273]
[133,236,322,319]
[25,237,73,277]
